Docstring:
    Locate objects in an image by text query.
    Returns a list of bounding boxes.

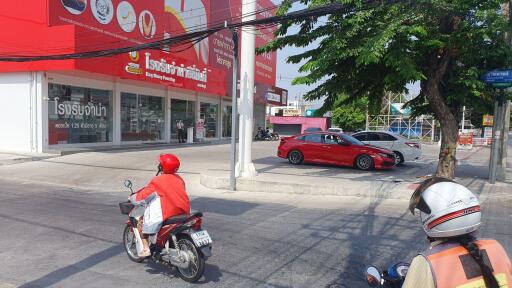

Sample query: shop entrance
[171,99,196,142]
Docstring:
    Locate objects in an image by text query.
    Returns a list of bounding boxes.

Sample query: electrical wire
[0,0,289,55]
[0,0,408,61]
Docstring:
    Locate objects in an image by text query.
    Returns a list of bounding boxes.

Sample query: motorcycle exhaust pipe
[161,249,190,269]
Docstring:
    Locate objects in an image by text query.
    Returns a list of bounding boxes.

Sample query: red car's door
[322,134,353,166]
[301,133,324,163]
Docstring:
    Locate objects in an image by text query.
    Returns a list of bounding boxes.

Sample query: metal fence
[366,115,438,142]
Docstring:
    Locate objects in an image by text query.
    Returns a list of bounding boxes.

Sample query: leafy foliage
[259,0,512,119]
[331,97,367,131]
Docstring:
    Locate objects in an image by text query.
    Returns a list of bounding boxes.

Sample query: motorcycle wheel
[176,237,205,283]
[123,225,145,263]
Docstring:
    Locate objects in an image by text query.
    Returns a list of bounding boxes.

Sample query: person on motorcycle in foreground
[402,177,511,288]
[129,154,190,257]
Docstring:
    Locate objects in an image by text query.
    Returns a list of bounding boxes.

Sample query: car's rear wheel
[288,150,304,165]
[355,154,374,170]
[393,151,404,165]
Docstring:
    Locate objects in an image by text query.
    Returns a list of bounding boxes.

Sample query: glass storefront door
[200,103,219,138]
[48,83,112,145]
[170,99,196,142]
[121,93,164,141]
[222,105,232,138]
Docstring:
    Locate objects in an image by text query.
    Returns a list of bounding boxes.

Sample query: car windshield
[340,134,365,146]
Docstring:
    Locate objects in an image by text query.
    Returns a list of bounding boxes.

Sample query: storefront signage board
[45,0,277,97]
[283,108,300,117]
[482,114,494,126]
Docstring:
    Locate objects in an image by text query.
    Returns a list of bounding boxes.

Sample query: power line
[0,0,290,55]
[0,0,407,62]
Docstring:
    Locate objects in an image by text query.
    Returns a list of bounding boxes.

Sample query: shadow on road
[18,244,124,288]
[191,197,260,217]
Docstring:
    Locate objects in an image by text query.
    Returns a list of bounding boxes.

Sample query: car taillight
[405,142,420,149]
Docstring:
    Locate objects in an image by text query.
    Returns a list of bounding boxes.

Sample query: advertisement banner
[48,0,276,96]
[482,114,494,126]
[457,130,474,150]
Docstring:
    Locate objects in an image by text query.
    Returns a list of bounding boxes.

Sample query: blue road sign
[481,70,512,84]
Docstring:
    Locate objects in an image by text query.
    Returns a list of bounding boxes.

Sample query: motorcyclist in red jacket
[129,154,190,257]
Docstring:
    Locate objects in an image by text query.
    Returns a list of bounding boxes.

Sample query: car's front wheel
[355,154,374,170]
[288,150,304,165]
[393,151,404,165]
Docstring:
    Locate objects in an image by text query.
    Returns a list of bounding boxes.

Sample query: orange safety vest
[420,239,512,288]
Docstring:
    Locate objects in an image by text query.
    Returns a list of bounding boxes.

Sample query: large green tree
[260,0,512,178]
[331,97,367,131]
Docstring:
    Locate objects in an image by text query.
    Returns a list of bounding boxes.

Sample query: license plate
[191,230,212,247]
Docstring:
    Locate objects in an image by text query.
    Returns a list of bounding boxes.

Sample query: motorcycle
[254,131,272,141]
[364,262,410,287]
[269,132,280,141]
[119,180,212,283]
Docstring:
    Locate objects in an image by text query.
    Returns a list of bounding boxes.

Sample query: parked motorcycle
[119,180,212,283]
[364,262,410,287]
[255,130,280,141]
[254,132,272,141]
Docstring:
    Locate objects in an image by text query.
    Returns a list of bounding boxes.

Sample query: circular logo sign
[91,0,114,25]
[129,51,139,62]
[139,10,156,39]
[61,0,87,15]
[117,1,136,32]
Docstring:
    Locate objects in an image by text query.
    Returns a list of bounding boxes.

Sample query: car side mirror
[365,266,382,287]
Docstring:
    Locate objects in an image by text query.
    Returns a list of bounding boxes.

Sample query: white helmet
[409,178,481,238]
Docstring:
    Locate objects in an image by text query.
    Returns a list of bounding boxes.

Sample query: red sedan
[277,132,396,170]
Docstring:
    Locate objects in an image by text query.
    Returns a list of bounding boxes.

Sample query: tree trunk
[436,114,458,179]
[423,52,458,179]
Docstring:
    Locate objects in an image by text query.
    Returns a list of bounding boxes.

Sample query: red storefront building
[0,0,287,153]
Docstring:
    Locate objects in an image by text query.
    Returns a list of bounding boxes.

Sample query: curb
[43,140,231,156]
[0,155,59,166]
[200,172,414,200]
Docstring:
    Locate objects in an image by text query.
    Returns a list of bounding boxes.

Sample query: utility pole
[495,0,512,182]
[489,89,505,183]
[236,0,257,178]
[461,106,466,132]
[230,28,239,191]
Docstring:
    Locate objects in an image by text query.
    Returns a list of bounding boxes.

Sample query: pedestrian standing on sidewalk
[177,120,185,143]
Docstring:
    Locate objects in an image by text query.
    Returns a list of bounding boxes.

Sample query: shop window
[121,93,164,141]
[171,99,196,142]
[48,83,112,145]
[200,103,219,138]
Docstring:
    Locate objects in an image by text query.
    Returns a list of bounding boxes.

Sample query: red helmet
[159,154,180,174]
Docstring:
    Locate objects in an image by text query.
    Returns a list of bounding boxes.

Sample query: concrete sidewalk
[200,145,495,200]
[0,140,507,200]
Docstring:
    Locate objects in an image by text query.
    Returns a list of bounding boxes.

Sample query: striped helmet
[409,178,481,238]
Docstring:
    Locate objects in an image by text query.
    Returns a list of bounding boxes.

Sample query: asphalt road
[0,180,510,288]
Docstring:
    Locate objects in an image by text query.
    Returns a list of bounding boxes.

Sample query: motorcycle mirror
[365,266,382,287]
[124,180,133,190]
